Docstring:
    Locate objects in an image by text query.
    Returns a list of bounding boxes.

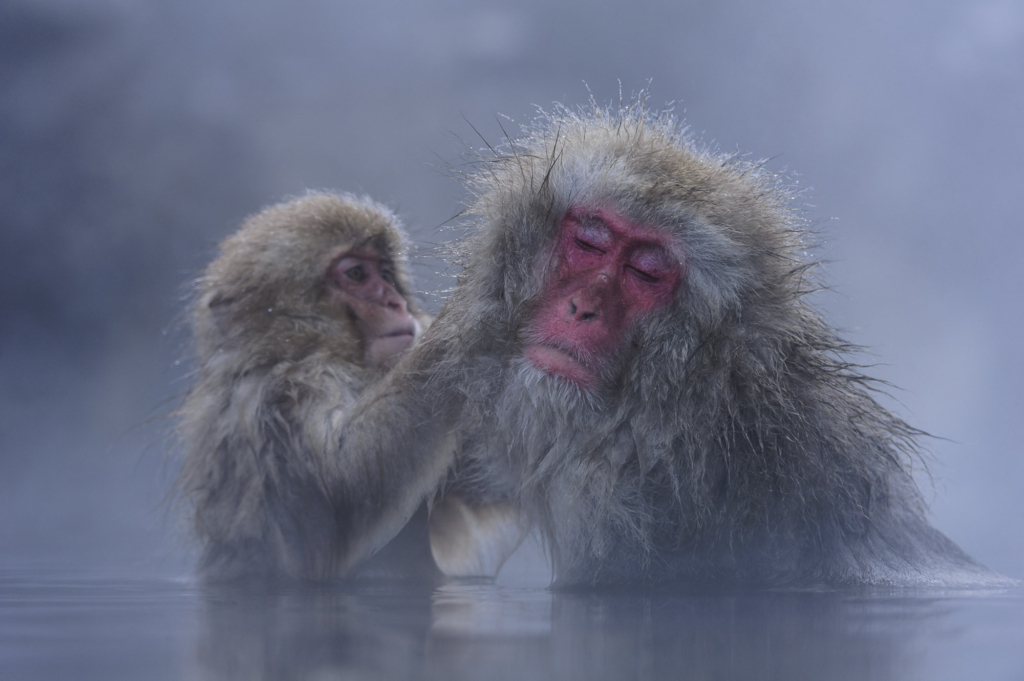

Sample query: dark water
[2,572,1022,681]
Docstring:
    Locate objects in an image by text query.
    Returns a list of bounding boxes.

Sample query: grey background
[1,0,1021,580]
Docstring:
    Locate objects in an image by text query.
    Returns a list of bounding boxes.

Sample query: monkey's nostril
[569,301,577,315]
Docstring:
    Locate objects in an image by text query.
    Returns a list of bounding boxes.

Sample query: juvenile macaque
[177,193,432,581]
[336,106,1004,587]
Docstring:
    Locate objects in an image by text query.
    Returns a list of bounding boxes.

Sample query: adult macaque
[337,106,1004,587]
[177,193,433,581]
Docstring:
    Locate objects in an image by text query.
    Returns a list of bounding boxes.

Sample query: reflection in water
[192,584,434,680]
[1,571,1022,680]
[431,582,552,637]
[174,580,1024,680]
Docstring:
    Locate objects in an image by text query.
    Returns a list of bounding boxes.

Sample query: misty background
[1,0,1021,581]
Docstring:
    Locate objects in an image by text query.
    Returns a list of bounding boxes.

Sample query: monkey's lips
[370,326,417,360]
[523,344,596,388]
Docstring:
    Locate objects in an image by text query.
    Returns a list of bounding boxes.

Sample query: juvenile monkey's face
[329,248,420,368]
[523,207,683,389]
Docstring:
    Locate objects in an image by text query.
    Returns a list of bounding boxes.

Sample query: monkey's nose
[380,285,407,311]
[568,298,599,322]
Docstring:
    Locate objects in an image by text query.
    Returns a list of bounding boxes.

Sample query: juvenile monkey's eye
[380,269,396,285]
[573,237,605,254]
[345,265,367,282]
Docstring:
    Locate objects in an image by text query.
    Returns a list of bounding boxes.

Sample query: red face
[330,249,420,368]
[523,207,682,389]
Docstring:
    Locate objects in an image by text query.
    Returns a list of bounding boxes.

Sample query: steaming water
[3,571,1022,680]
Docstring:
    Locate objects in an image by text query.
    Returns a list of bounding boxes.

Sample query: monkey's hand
[428,496,530,578]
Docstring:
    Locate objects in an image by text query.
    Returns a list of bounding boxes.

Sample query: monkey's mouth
[523,343,596,388]
[375,327,417,345]
[381,327,416,339]
[369,325,418,362]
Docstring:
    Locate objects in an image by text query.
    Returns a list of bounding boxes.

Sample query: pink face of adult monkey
[524,207,682,389]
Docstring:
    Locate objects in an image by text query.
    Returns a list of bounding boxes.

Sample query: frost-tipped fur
[339,105,1006,588]
[177,192,432,581]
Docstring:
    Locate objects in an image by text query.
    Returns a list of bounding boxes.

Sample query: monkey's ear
[204,290,240,335]
[206,291,236,309]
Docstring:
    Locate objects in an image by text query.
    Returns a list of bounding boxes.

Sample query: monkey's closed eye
[573,237,605,254]
[626,265,659,284]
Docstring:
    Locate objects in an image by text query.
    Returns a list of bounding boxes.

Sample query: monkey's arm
[330,339,464,575]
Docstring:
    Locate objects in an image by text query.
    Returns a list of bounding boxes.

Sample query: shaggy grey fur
[177,192,434,581]
[336,105,1008,588]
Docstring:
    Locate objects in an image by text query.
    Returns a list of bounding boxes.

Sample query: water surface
[2,571,1022,680]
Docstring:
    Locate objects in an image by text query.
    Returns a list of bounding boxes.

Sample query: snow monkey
[334,105,1006,588]
[177,192,434,581]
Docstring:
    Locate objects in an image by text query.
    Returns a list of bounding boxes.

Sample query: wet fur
[340,104,1007,588]
[176,192,432,581]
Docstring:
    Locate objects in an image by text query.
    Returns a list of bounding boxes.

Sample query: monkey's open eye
[380,268,396,285]
[344,265,367,283]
